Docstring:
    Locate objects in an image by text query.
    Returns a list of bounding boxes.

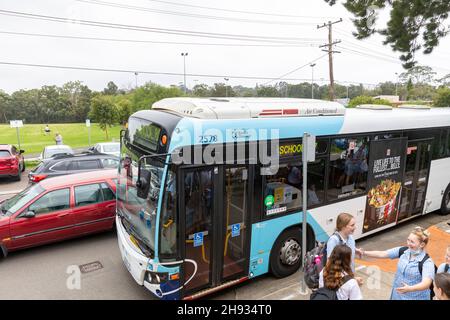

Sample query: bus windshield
[117,154,166,258]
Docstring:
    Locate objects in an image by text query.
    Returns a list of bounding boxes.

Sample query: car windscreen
[0,151,11,157]
[46,148,73,158]
[0,184,45,216]
[103,144,119,152]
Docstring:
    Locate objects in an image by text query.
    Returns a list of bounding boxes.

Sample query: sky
[0,0,449,94]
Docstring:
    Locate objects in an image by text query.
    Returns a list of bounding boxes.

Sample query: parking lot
[1,172,449,300]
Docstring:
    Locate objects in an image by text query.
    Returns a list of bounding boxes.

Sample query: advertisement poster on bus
[362,138,407,233]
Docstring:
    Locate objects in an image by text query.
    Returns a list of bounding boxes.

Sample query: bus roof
[340,107,450,134]
[152,97,345,119]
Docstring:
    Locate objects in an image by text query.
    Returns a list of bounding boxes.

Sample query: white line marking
[356,265,367,271]
[281,294,295,300]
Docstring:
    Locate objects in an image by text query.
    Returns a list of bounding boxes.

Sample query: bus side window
[447,129,450,157]
[328,137,369,201]
[263,162,303,216]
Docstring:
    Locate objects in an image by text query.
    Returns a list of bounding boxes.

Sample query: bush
[433,87,450,107]
[347,96,392,108]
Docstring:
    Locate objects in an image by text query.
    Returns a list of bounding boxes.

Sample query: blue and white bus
[116,98,450,300]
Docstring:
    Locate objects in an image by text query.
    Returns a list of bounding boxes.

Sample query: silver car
[39,145,74,160]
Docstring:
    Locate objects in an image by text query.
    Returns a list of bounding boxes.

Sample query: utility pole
[318,19,342,101]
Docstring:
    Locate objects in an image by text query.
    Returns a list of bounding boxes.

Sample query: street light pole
[395,72,398,97]
[181,52,188,94]
[224,78,229,97]
[310,63,316,99]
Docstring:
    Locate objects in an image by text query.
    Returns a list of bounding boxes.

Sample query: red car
[0,144,25,181]
[0,169,117,257]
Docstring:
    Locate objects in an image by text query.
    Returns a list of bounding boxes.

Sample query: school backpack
[398,246,438,300]
[310,275,352,300]
[445,264,449,273]
[303,232,343,289]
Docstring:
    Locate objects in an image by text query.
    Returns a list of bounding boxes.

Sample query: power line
[0,9,324,44]
[0,30,322,48]
[337,46,404,64]
[76,0,321,26]
[262,54,328,86]
[0,60,380,86]
[0,60,320,82]
[144,0,340,20]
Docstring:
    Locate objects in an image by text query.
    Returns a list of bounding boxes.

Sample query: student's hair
[434,273,450,299]
[323,245,354,290]
[336,213,354,232]
[410,226,430,245]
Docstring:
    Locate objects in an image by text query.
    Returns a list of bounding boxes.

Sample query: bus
[116,98,450,300]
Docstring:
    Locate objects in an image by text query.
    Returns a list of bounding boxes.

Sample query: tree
[347,95,392,108]
[62,81,92,122]
[132,82,183,112]
[325,0,450,69]
[192,84,211,97]
[399,65,437,85]
[103,81,119,95]
[377,82,397,96]
[210,83,235,97]
[433,87,450,107]
[256,85,280,97]
[0,90,11,123]
[115,96,133,125]
[89,95,117,139]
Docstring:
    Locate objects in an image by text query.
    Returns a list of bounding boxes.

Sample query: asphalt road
[1,175,449,300]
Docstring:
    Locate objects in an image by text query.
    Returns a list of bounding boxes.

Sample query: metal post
[300,132,309,294]
[224,78,229,97]
[310,64,316,99]
[89,126,91,146]
[181,52,188,94]
[16,127,21,150]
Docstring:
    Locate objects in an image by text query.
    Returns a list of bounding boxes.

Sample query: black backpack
[310,275,352,300]
[398,246,438,300]
[445,264,449,273]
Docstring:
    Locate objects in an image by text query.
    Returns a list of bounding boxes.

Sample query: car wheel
[270,228,302,278]
[14,171,21,181]
[439,184,450,215]
[21,160,25,172]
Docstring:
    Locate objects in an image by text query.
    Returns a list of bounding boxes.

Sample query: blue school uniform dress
[437,263,450,274]
[326,233,356,272]
[387,247,435,300]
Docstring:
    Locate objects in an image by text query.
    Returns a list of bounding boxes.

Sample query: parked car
[0,169,117,256]
[39,145,74,160]
[89,142,120,158]
[29,153,119,184]
[0,144,25,181]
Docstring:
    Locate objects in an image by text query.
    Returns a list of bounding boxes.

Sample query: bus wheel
[440,184,450,215]
[270,229,302,278]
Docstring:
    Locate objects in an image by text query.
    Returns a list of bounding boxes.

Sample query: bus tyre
[270,229,302,278]
[440,184,450,215]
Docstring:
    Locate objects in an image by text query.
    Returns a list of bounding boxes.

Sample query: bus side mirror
[136,169,151,199]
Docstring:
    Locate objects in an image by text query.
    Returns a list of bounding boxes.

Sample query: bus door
[180,165,251,296]
[397,139,433,222]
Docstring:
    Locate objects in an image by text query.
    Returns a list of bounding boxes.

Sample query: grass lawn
[0,123,123,155]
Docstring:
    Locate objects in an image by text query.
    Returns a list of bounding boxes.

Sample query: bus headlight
[145,271,168,284]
